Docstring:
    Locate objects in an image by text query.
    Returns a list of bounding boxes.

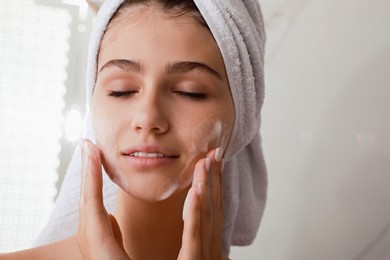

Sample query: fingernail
[215,147,223,162]
[205,157,211,172]
[197,182,202,195]
[182,188,193,220]
[220,159,225,172]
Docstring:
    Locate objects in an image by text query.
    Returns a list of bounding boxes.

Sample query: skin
[90,6,234,259]
[92,6,233,202]
[0,4,234,260]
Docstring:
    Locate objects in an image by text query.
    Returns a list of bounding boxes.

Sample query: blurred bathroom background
[0,0,389,259]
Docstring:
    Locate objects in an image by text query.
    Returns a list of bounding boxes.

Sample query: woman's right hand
[77,139,131,260]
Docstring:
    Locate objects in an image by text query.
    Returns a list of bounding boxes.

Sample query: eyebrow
[99,59,143,73]
[165,61,222,80]
[99,59,222,80]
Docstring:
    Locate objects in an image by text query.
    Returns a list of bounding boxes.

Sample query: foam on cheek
[93,119,130,191]
[154,120,224,201]
[191,120,223,154]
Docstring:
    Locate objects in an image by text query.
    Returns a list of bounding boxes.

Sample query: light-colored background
[1,0,389,259]
[231,0,390,259]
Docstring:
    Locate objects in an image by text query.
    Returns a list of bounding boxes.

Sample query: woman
[1,0,267,259]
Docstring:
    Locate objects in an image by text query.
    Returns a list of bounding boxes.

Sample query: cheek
[91,93,123,146]
[188,116,232,155]
[91,104,121,167]
[92,109,114,147]
[91,107,127,185]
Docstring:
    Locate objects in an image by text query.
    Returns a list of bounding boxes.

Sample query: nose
[131,91,169,135]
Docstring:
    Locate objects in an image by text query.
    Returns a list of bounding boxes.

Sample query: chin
[108,169,191,203]
[101,153,193,201]
[120,184,188,203]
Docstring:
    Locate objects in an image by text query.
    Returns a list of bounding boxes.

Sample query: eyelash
[175,91,207,100]
[108,91,136,97]
[107,90,207,100]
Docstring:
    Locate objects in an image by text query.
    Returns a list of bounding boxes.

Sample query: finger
[210,148,222,209]
[179,187,201,260]
[211,148,223,208]
[193,158,212,259]
[210,148,223,258]
[79,138,110,249]
[80,139,105,216]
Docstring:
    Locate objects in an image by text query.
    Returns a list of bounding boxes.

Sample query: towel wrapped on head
[35,0,267,255]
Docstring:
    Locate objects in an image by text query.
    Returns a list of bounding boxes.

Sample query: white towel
[34,0,267,255]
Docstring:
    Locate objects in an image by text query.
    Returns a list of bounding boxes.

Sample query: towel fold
[34,0,267,255]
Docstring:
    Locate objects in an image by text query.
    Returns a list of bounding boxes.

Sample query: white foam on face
[154,120,225,201]
[191,120,223,154]
[153,154,196,201]
[99,119,227,202]
[155,181,179,201]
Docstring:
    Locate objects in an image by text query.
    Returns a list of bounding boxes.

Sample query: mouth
[122,145,179,157]
[122,145,179,169]
[129,152,174,158]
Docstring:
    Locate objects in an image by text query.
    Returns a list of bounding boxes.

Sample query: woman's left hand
[178,148,228,260]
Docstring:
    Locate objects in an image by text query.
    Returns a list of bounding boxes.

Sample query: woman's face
[92,7,234,202]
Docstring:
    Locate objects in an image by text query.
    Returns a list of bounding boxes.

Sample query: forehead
[100,4,209,50]
[97,6,225,72]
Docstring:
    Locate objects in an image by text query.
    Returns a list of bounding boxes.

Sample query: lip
[121,145,179,169]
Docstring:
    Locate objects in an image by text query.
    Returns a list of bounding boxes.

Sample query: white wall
[231,0,390,259]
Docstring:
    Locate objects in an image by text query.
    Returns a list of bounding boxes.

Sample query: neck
[115,188,189,260]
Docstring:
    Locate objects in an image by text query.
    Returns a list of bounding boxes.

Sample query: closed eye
[175,91,207,100]
[108,90,137,97]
